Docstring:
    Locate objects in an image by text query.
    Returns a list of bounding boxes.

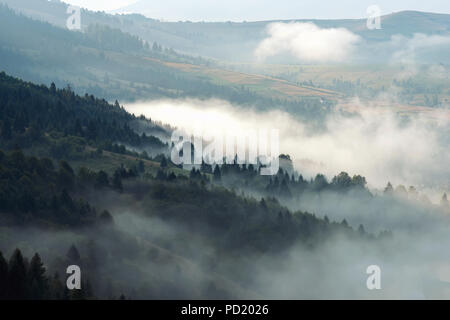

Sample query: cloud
[383,33,450,77]
[124,98,450,195]
[254,22,360,63]
[390,33,450,64]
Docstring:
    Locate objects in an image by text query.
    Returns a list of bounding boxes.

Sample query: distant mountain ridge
[0,4,335,125]
[1,0,449,61]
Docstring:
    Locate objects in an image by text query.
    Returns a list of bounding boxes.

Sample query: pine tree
[441,193,449,209]
[160,156,168,168]
[277,211,284,223]
[280,179,292,197]
[0,251,8,299]
[213,165,221,182]
[138,160,145,173]
[112,169,123,192]
[384,182,394,195]
[200,160,212,173]
[167,172,177,181]
[99,210,114,225]
[95,170,109,188]
[358,224,366,235]
[189,167,197,179]
[66,245,81,265]
[8,249,28,299]
[49,272,65,300]
[260,198,267,209]
[28,253,48,299]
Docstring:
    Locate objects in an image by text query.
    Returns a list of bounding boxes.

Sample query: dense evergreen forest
[0,143,372,299]
[0,72,167,158]
[0,145,375,298]
[0,248,99,300]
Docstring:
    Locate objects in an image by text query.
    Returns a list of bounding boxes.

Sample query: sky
[62,0,450,21]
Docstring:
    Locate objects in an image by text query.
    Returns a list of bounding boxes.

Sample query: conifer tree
[0,251,8,299]
[8,249,28,299]
[66,245,81,265]
[441,193,449,208]
[28,253,48,299]
[213,165,221,182]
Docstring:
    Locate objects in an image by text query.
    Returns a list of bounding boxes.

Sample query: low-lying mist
[3,96,448,299]
[124,98,450,199]
[3,205,450,299]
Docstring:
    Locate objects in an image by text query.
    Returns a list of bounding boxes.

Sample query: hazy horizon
[62,0,450,22]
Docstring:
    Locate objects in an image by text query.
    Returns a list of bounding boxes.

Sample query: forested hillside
[0,72,167,159]
[0,72,375,299]
[0,5,333,122]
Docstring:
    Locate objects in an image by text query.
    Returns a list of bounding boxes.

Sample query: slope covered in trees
[0,248,98,300]
[0,72,166,158]
[0,147,373,299]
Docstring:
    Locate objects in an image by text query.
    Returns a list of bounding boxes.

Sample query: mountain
[2,0,450,61]
[0,71,168,158]
[0,71,376,299]
[0,4,336,125]
[1,2,448,123]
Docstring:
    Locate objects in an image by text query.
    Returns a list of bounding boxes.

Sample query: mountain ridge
[2,0,449,61]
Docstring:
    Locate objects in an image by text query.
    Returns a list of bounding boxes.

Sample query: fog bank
[124,98,450,197]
